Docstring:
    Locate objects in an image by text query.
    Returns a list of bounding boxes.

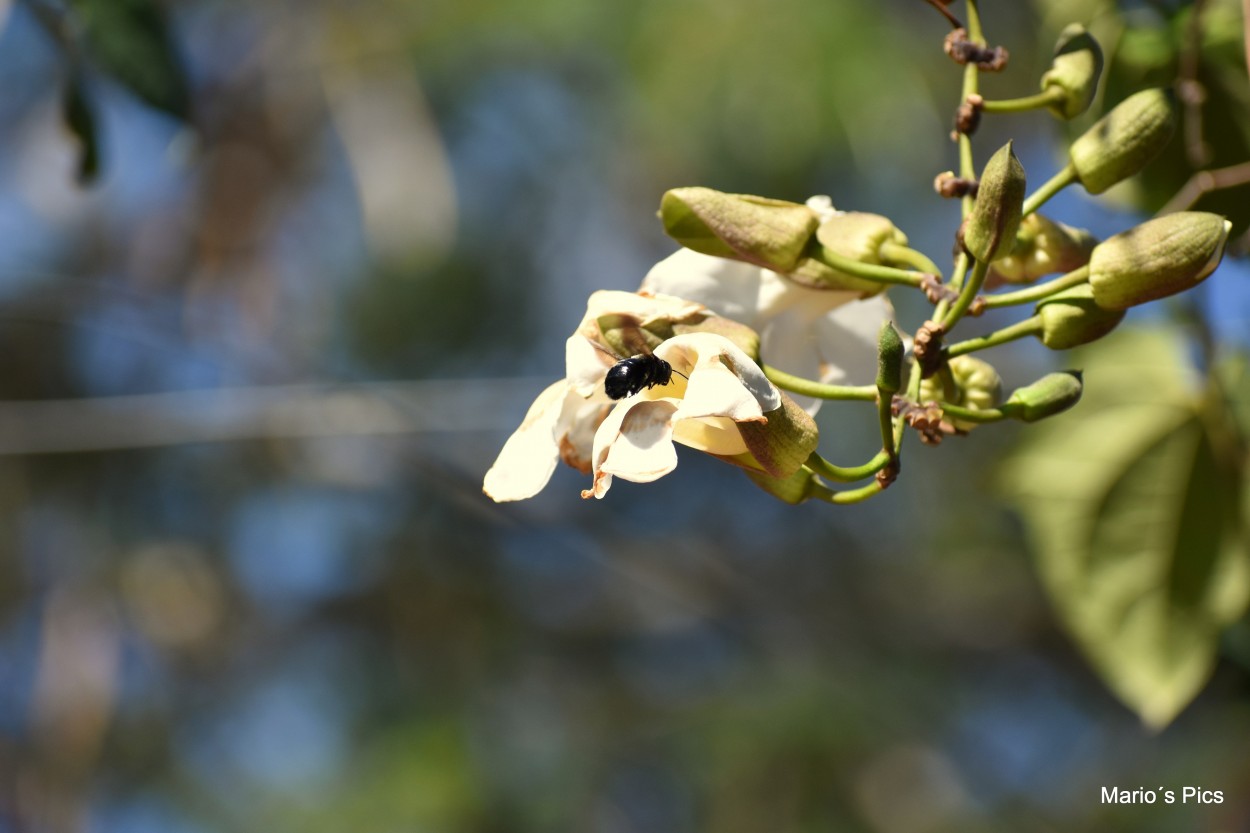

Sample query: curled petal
[582,399,680,499]
[657,332,780,417]
[580,289,706,339]
[483,382,609,501]
[483,381,567,502]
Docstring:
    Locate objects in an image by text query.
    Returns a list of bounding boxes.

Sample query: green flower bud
[991,213,1098,285]
[1041,24,1103,120]
[1068,88,1177,194]
[1089,212,1232,310]
[660,187,819,273]
[1000,371,1083,422]
[962,142,1026,263]
[919,356,1002,431]
[790,211,910,295]
[1036,283,1125,349]
[876,321,904,394]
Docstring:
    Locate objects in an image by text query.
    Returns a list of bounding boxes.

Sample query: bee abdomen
[604,356,674,400]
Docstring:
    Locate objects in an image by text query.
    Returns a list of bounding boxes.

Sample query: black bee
[605,354,676,400]
[593,338,689,400]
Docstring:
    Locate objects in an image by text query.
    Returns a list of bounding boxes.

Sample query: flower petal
[814,293,897,386]
[640,249,766,329]
[556,394,611,473]
[755,310,824,413]
[657,332,780,418]
[581,399,680,499]
[483,381,568,502]
[583,288,706,324]
[672,416,750,456]
[565,333,615,399]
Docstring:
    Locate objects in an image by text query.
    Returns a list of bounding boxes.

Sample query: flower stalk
[946,316,1044,357]
[941,258,991,328]
[1021,163,1077,216]
[762,364,878,401]
[808,479,886,505]
[980,264,1090,309]
[810,244,926,288]
[806,450,893,483]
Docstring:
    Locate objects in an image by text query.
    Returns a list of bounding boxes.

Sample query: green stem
[809,479,885,505]
[933,253,971,323]
[941,258,990,329]
[879,242,943,277]
[893,359,922,448]
[940,402,1007,423]
[806,450,892,483]
[980,88,1065,114]
[946,316,1043,357]
[1022,162,1078,216]
[877,392,896,461]
[980,265,1089,309]
[811,244,925,288]
[762,365,878,401]
[959,0,983,219]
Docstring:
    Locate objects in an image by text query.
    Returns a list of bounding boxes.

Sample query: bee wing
[589,340,626,362]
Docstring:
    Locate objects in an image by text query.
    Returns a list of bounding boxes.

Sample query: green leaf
[999,329,1250,728]
[67,0,190,119]
[61,72,100,185]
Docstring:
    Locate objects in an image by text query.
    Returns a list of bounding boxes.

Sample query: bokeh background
[2,0,1250,831]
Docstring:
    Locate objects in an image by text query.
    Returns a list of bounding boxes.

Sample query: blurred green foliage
[1041,0,1250,236]
[66,0,190,119]
[1001,329,1250,728]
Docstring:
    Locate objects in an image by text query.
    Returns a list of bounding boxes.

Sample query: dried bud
[1041,24,1104,120]
[934,171,977,199]
[1036,283,1125,349]
[1069,88,1177,194]
[945,30,1009,70]
[919,356,1002,431]
[954,94,983,136]
[991,213,1098,285]
[793,211,910,294]
[1089,212,1231,310]
[876,321,904,394]
[1000,371,1083,422]
[660,187,819,273]
[962,141,1026,263]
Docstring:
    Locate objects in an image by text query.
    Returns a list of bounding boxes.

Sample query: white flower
[483,290,711,502]
[581,332,789,499]
[641,248,894,413]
